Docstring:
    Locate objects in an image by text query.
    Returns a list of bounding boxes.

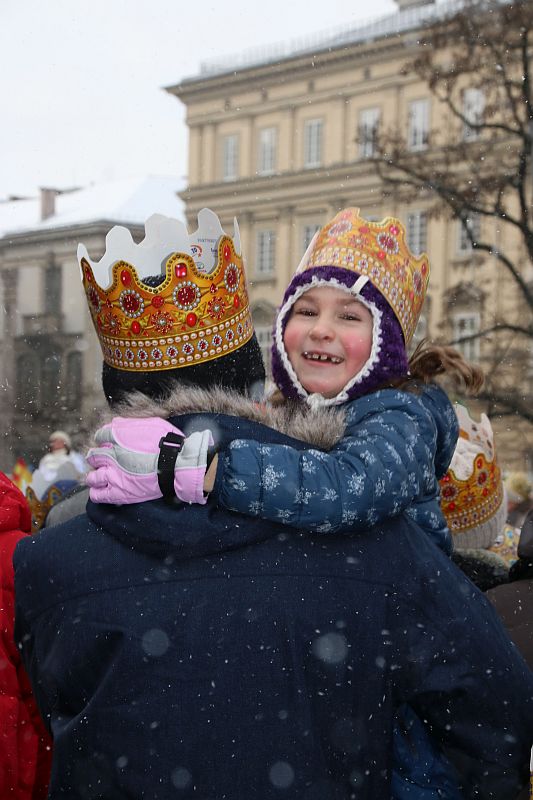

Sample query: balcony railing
[21,313,64,336]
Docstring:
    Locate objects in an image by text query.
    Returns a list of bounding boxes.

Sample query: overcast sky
[1,0,397,199]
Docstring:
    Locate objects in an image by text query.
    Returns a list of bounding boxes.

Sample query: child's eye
[340,313,362,321]
[294,307,316,316]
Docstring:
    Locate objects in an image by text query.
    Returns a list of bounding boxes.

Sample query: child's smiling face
[283,285,373,399]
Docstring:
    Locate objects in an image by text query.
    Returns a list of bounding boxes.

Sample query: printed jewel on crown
[78,209,253,372]
[439,405,504,534]
[296,207,429,344]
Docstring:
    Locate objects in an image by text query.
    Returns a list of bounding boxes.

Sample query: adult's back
[14,412,533,800]
[487,510,533,671]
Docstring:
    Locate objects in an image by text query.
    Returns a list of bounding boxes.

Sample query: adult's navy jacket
[14,390,533,800]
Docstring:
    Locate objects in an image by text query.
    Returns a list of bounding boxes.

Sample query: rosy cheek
[283,321,301,363]
[345,332,373,360]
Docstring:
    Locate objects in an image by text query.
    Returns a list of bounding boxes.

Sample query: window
[255,324,272,374]
[258,127,277,175]
[303,119,323,168]
[407,212,428,255]
[42,352,62,398]
[65,351,82,410]
[408,99,429,151]
[457,215,481,254]
[255,230,276,277]
[44,264,61,314]
[222,134,239,181]
[16,352,40,413]
[302,223,321,251]
[358,107,380,158]
[463,88,484,141]
[452,312,480,361]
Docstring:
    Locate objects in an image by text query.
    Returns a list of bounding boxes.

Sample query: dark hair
[102,334,266,407]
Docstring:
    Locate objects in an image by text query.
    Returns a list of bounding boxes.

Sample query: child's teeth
[304,352,341,363]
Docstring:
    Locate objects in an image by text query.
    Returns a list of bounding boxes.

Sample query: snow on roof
[194,0,511,80]
[195,0,450,79]
[0,175,184,238]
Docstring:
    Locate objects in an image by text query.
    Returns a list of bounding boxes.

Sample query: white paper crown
[78,209,242,282]
[79,209,254,373]
[440,404,504,549]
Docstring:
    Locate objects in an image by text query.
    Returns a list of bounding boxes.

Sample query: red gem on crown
[177,285,197,306]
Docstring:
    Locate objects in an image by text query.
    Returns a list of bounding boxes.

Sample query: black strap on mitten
[157,432,185,499]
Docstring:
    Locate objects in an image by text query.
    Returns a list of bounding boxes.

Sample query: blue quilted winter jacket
[214,384,458,554]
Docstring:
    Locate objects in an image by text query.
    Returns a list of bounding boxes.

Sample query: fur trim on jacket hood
[94,385,347,453]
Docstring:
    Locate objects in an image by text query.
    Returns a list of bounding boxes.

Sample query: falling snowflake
[312,632,349,664]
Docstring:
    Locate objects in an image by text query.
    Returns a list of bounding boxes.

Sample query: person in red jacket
[0,471,51,799]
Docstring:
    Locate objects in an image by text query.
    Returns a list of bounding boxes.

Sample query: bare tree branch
[366,0,533,423]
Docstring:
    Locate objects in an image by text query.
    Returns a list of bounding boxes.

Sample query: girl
[87,207,483,558]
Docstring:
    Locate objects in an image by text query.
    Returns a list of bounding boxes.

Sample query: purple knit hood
[271,266,409,407]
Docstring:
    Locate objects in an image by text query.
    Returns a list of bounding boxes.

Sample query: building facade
[0,177,183,472]
[167,0,533,470]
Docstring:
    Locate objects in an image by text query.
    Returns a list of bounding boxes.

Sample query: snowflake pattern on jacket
[215,384,459,553]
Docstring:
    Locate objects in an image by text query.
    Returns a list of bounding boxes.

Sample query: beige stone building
[167,0,533,471]
[0,176,183,472]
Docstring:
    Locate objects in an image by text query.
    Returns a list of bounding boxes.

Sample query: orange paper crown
[26,484,66,534]
[296,207,429,344]
[78,210,253,372]
[440,405,504,546]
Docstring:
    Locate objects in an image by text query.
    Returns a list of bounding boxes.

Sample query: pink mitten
[86,417,213,506]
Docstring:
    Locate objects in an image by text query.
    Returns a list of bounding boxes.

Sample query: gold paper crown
[296,207,429,344]
[26,484,65,534]
[440,405,504,537]
[78,210,253,372]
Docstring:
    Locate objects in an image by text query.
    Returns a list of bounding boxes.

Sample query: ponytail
[407,340,484,395]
